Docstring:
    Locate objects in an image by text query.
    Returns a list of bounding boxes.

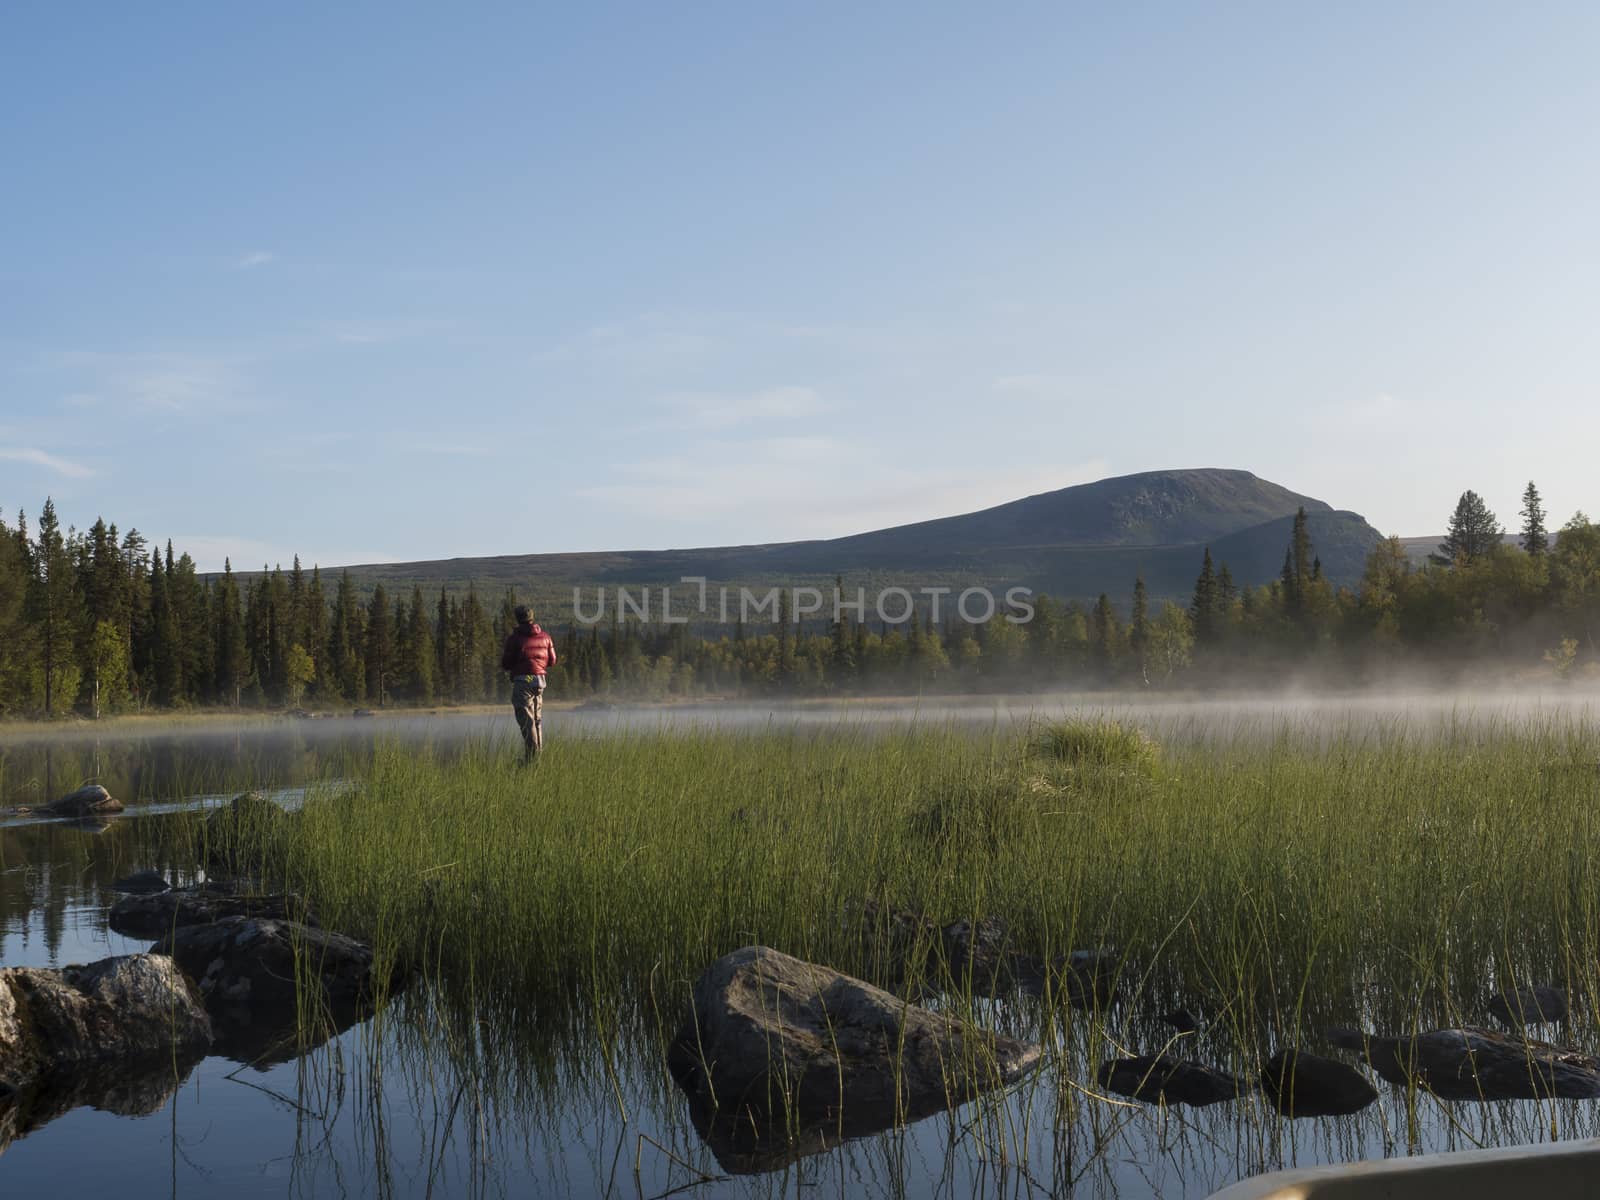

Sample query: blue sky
[4,2,1597,571]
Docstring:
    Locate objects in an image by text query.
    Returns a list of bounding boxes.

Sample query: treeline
[1161,485,1600,684]
[1,484,1596,718]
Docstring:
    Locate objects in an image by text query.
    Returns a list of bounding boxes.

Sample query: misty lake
[4,693,1600,1198]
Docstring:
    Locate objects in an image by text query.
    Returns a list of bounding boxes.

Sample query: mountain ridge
[300,468,1384,614]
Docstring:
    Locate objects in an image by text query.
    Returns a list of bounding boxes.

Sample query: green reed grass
[203,714,1600,1059]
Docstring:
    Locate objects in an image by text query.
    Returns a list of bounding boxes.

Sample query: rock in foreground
[0,956,211,1091]
[668,945,1040,1158]
[154,918,399,1056]
[1331,1026,1600,1100]
[1098,1054,1244,1107]
[1261,1049,1378,1116]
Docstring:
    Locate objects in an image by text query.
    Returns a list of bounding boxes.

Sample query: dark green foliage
[1520,481,1548,557]
[1433,490,1503,567]
[1190,548,1222,644]
[365,584,395,706]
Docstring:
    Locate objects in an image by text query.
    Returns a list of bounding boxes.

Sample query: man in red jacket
[500,605,557,759]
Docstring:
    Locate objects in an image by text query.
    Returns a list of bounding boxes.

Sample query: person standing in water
[500,605,557,759]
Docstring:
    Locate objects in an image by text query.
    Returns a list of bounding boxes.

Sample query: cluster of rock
[1096,983,1588,1116]
[1097,1048,1377,1116]
[1,791,401,1146]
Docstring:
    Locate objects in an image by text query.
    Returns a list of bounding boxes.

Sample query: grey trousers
[512,680,545,754]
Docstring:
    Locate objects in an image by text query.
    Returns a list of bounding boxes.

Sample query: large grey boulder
[1331,1026,1600,1100]
[667,946,1040,1152]
[0,956,211,1096]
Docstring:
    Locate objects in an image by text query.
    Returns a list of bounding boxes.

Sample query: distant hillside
[1397,533,1522,566]
[318,469,1385,617]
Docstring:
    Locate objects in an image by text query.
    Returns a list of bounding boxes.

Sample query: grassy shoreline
[204,715,1600,1064]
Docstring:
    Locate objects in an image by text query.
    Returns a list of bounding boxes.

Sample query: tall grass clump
[1032,717,1159,775]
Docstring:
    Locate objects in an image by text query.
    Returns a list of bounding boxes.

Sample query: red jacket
[501,622,557,676]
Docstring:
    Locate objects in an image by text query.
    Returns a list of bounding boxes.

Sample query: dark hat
[513,605,532,623]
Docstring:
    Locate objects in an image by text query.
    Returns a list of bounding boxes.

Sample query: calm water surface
[3,694,1599,1197]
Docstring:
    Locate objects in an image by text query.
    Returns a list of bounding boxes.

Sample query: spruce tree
[1433,490,1502,566]
[213,559,248,706]
[27,499,79,715]
[365,584,395,706]
[305,566,328,698]
[1190,548,1220,644]
[1218,562,1237,609]
[327,570,365,702]
[1520,481,1549,556]
[0,511,32,713]
[1091,593,1119,675]
[404,584,436,701]
[1282,508,1316,625]
[148,546,182,704]
[1129,575,1150,683]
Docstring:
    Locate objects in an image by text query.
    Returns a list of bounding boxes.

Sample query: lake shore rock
[668,946,1040,1144]
[1261,1049,1378,1116]
[154,917,400,1056]
[1330,1025,1600,1100]
[11,784,124,820]
[0,955,211,1096]
[1098,1054,1245,1106]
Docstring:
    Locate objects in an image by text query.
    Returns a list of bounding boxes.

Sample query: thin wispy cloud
[50,350,246,413]
[235,250,276,269]
[0,446,94,478]
[653,385,828,431]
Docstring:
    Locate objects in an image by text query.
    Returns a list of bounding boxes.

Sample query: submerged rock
[109,869,170,895]
[1330,1026,1600,1101]
[154,918,399,1055]
[0,956,211,1094]
[668,946,1040,1144]
[109,885,317,938]
[1261,1049,1378,1117]
[13,784,124,820]
[1488,985,1568,1028]
[1098,1054,1244,1107]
